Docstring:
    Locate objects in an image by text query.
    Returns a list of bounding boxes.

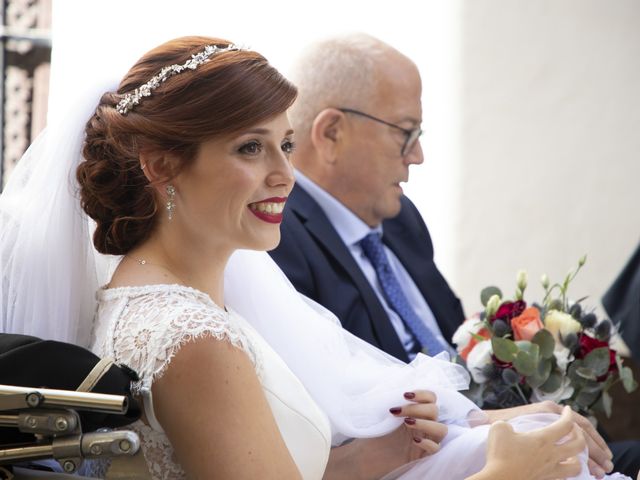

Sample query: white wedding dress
[90,284,332,479]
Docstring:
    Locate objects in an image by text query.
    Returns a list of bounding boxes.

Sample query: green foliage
[480,286,502,307]
[492,337,517,363]
[460,256,637,420]
[532,329,555,359]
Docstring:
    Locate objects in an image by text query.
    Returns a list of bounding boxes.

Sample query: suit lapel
[289,185,409,359]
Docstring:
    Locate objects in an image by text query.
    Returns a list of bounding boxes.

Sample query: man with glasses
[269,33,640,478]
[269,33,463,362]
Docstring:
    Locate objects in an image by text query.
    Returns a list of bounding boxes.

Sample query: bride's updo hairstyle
[77,36,297,255]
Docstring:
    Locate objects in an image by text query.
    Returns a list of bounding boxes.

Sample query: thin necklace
[127,255,190,285]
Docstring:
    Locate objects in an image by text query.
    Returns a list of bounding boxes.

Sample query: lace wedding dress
[90,284,332,479]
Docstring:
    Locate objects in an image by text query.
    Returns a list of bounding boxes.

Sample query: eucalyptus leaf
[576,367,597,381]
[580,380,604,394]
[621,366,639,393]
[492,337,518,362]
[481,286,502,306]
[527,359,552,389]
[532,329,555,359]
[583,347,610,377]
[514,351,537,376]
[601,390,613,418]
[538,358,552,378]
[599,392,613,418]
[575,389,599,408]
[539,371,562,393]
[515,340,540,358]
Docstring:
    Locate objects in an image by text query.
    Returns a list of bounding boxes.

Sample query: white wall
[450,0,640,318]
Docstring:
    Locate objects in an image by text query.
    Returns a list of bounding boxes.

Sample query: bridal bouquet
[453,256,637,418]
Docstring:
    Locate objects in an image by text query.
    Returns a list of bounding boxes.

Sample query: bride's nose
[266,152,295,190]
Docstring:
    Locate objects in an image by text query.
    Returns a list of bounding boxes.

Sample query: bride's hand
[389,390,448,458]
[469,406,585,480]
[483,400,613,477]
[324,390,447,479]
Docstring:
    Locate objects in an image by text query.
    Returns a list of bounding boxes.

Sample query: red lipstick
[248,197,287,224]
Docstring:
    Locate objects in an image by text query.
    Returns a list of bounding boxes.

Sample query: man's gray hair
[288,33,393,137]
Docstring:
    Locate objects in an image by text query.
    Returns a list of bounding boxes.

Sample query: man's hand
[483,400,613,478]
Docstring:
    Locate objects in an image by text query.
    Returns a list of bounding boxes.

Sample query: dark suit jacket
[603,242,640,362]
[269,183,465,363]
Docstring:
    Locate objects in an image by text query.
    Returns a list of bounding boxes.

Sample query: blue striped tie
[360,233,447,356]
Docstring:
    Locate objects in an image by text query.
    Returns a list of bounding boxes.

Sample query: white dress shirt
[295,171,452,359]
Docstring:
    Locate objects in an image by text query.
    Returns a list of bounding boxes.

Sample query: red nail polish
[404,417,416,425]
[404,392,416,400]
[413,436,422,443]
[389,407,402,415]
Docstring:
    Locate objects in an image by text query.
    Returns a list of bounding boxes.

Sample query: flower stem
[514,383,529,405]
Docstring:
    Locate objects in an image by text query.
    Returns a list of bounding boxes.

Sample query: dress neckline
[97,283,224,311]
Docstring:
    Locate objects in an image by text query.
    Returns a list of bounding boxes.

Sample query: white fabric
[294,170,451,358]
[225,249,475,444]
[90,284,331,479]
[0,81,118,348]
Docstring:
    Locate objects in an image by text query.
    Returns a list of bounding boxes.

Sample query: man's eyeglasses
[338,108,422,157]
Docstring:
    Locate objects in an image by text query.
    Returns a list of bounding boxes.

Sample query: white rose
[544,310,581,341]
[553,345,575,372]
[531,377,574,403]
[466,339,493,383]
[452,316,484,353]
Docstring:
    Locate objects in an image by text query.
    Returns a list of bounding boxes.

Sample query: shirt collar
[294,171,382,246]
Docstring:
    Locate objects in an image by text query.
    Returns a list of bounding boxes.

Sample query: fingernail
[404,417,416,425]
[404,392,416,400]
[413,436,422,443]
[389,407,402,415]
[605,460,614,472]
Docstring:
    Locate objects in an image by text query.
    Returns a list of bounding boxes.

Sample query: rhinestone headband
[116,44,243,115]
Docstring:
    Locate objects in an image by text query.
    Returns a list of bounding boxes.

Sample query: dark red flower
[491,354,513,370]
[575,334,618,380]
[491,300,527,324]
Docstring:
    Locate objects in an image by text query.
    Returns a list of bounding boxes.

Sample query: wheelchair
[0,333,144,479]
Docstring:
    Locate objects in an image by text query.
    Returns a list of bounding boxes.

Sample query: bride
[0,36,630,479]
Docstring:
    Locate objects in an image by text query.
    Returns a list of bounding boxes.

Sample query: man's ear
[310,108,346,164]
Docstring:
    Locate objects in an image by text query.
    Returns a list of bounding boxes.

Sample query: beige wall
[441,0,640,316]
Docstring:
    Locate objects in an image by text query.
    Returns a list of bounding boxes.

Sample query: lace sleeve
[109,289,258,394]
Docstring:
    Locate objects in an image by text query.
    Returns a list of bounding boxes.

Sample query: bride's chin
[243,234,281,253]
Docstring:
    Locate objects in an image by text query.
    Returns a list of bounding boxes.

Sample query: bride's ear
[139,151,179,191]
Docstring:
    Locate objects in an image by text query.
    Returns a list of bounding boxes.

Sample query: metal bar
[0,414,18,427]
[0,385,128,414]
[0,443,53,463]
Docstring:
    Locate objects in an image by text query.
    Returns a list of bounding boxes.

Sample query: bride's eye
[238,140,263,155]
[281,140,296,155]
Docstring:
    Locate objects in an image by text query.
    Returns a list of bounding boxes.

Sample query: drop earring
[166,184,176,220]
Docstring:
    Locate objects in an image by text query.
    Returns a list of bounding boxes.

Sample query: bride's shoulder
[98,283,229,331]
[95,284,259,387]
